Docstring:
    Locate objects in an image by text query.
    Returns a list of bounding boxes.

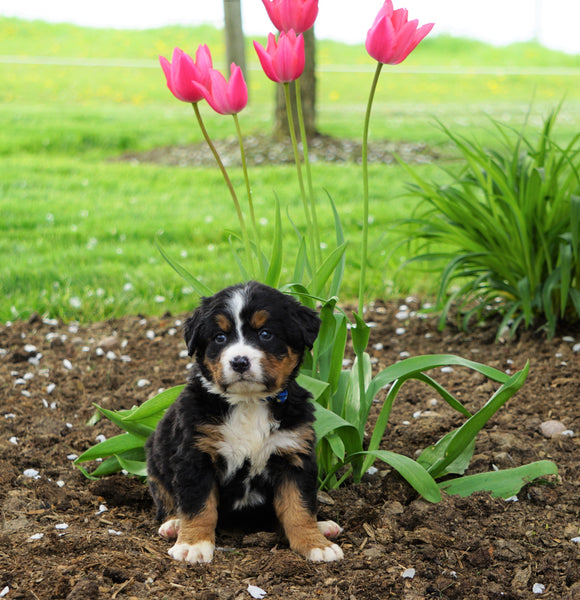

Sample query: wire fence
[1,55,579,76]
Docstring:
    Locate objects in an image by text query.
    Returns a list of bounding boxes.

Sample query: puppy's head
[184,282,320,399]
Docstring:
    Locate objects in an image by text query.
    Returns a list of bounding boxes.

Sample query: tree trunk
[223,0,247,79]
[274,28,316,140]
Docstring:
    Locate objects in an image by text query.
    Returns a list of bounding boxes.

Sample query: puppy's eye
[214,332,227,344]
[258,329,273,342]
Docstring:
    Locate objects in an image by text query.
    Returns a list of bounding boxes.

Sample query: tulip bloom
[254,30,305,83]
[262,0,318,34]
[366,0,434,65]
[159,45,213,103]
[192,64,248,115]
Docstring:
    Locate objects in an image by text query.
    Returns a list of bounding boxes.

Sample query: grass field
[1,17,579,321]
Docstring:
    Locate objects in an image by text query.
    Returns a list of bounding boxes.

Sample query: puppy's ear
[183,308,203,357]
[291,303,321,350]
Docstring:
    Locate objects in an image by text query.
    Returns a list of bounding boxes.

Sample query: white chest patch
[216,402,304,481]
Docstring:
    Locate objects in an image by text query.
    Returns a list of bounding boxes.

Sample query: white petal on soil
[28,533,44,542]
[402,568,416,579]
[63,359,73,370]
[0,586,9,597]
[532,583,546,594]
[23,468,40,479]
[247,585,267,599]
[55,523,69,530]
[95,504,108,515]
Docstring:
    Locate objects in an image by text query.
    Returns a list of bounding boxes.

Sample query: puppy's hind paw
[307,543,344,562]
[317,520,343,539]
[158,518,181,539]
[168,541,215,564]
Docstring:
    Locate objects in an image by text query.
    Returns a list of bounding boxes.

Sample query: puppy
[146,281,343,563]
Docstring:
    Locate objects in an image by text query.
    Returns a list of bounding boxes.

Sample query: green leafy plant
[396,105,580,338]
[76,356,557,501]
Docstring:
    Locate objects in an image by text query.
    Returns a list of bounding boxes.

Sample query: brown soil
[116,134,440,168]
[1,301,579,600]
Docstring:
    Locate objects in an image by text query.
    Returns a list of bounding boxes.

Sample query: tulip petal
[254,40,279,82]
[227,64,248,113]
[365,2,433,65]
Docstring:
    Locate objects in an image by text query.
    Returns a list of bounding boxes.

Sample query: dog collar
[264,389,288,404]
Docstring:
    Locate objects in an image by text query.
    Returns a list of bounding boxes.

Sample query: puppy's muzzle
[230,355,251,374]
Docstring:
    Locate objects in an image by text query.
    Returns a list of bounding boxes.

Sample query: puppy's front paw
[307,543,344,562]
[168,541,215,563]
[317,520,343,539]
[158,518,181,539]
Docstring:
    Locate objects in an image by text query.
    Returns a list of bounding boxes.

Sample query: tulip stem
[358,61,383,316]
[283,82,318,275]
[192,102,255,277]
[233,113,263,275]
[294,79,322,268]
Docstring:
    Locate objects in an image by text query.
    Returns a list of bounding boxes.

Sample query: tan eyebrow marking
[250,309,270,330]
[215,313,232,332]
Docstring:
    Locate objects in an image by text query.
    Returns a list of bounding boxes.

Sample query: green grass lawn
[1,17,579,321]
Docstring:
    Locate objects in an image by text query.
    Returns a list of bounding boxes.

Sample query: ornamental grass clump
[77,1,558,502]
[397,106,580,338]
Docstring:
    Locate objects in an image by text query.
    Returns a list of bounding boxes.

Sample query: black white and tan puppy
[146,281,343,563]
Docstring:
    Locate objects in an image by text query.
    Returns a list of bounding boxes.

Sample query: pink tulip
[261,0,318,34]
[366,0,434,65]
[159,45,213,103]
[192,64,248,115]
[254,30,305,83]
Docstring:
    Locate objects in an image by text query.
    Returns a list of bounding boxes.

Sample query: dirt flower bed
[1,300,579,599]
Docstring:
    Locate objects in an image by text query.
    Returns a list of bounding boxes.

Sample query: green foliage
[75,386,184,479]
[76,353,556,503]
[397,106,580,338]
[306,323,556,500]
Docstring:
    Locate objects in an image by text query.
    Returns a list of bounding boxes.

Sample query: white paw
[317,520,343,539]
[307,543,344,562]
[158,518,181,539]
[168,541,215,564]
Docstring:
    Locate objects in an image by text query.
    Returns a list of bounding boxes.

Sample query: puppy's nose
[230,355,251,373]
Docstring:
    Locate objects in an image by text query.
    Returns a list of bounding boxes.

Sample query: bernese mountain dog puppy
[146,281,343,563]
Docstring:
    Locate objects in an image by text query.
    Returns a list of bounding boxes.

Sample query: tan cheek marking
[204,356,224,385]
[274,480,334,558]
[263,348,300,389]
[215,313,232,332]
[250,309,270,330]
[176,485,219,546]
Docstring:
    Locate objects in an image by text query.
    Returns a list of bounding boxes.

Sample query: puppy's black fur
[145,281,343,563]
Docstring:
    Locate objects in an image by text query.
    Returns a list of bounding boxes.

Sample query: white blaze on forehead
[227,288,248,340]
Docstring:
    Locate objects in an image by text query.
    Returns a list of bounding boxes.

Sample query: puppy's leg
[275,480,343,562]
[148,475,181,538]
[169,485,219,564]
